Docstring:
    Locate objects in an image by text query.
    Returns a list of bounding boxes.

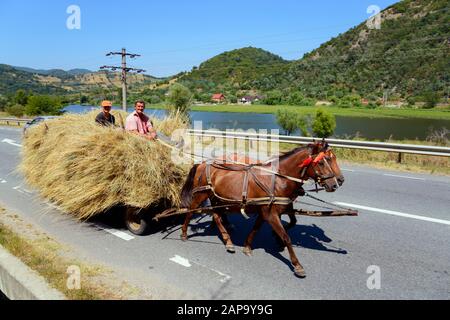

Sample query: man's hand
[148,128,157,140]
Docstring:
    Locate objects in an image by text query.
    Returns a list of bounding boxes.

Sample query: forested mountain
[0,64,158,94]
[284,0,449,99]
[179,0,449,100]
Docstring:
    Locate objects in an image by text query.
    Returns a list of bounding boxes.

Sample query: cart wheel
[125,208,148,235]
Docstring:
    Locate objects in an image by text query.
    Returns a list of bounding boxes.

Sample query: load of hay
[20,111,190,220]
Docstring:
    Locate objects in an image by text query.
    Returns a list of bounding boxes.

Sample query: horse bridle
[298,151,337,185]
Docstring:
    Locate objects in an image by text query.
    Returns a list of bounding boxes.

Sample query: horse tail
[181,164,200,208]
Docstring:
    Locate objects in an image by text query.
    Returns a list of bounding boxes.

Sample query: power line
[100,48,145,111]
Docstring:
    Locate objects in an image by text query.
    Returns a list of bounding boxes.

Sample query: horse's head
[299,141,343,192]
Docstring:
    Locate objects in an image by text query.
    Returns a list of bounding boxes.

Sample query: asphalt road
[0,126,449,299]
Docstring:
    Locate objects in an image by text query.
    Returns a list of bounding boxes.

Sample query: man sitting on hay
[125,100,157,141]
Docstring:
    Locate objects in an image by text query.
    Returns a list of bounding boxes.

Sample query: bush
[264,90,284,105]
[287,92,305,105]
[406,96,416,107]
[338,94,362,108]
[6,104,25,117]
[423,91,439,109]
[166,83,192,114]
[228,95,238,104]
[149,95,162,104]
[25,95,63,116]
[312,109,336,138]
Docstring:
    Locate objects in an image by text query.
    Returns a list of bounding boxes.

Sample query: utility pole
[100,48,145,111]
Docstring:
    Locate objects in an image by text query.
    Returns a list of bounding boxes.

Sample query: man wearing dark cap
[95,100,116,126]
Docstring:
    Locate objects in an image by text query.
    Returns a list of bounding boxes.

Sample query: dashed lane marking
[95,223,135,241]
[12,185,32,194]
[169,255,232,283]
[170,255,192,267]
[383,173,426,181]
[335,202,450,226]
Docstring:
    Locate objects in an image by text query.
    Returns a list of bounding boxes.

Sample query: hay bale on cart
[20,111,190,234]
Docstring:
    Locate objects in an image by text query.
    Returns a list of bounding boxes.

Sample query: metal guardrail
[187,129,450,159]
[0,118,32,126]
[1,119,448,159]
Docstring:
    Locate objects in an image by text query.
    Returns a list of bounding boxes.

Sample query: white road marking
[0,179,6,183]
[2,138,22,147]
[12,185,32,194]
[95,223,135,241]
[383,173,426,181]
[335,202,450,226]
[193,260,232,283]
[341,169,355,172]
[45,201,62,211]
[13,186,25,194]
[170,255,192,267]
[169,255,232,283]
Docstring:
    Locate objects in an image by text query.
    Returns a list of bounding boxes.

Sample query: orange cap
[101,100,112,107]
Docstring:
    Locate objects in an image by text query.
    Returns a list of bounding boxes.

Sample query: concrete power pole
[100,48,145,111]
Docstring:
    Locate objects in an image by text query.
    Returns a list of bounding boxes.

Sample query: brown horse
[180,141,343,277]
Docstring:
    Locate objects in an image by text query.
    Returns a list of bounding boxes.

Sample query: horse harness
[191,151,336,209]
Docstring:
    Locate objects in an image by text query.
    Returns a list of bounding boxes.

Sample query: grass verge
[0,207,126,299]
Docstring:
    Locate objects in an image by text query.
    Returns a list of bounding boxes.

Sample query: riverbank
[146,104,450,120]
[2,104,450,120]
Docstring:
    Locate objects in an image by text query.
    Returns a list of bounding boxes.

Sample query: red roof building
[212,93,225,102]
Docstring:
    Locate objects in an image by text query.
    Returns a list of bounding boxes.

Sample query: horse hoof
[243,247,252,256]
[294,268,306,278]
[226,245,236,253]
[181,235,188,242]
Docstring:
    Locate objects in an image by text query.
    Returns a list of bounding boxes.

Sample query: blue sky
[0,0,398,77]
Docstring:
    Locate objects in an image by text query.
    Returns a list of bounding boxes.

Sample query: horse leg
[266,211,306,278]
[212,212,235,253]
[273,212,297,251]
[243,214,264,256]
[181,193,208,241]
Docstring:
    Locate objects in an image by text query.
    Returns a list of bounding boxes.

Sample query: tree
[14,89,29,106]
[25,95,63,116]
[312,109,336,138]
[167,83,192,114]
[276,110,308,136]
[80,95,89,104]
[0,95,8,111]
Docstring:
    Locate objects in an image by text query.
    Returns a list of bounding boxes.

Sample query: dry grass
[20,111,190,220]
[0,207,136,299]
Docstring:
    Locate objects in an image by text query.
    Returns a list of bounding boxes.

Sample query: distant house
[212,93,225,103]
[239,95,263,105]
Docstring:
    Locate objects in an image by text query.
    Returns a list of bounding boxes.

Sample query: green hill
[179,0,449,100]
[179,47,290,91]
[0,64,66,95]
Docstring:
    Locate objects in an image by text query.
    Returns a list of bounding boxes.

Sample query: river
[64,105,449,141]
